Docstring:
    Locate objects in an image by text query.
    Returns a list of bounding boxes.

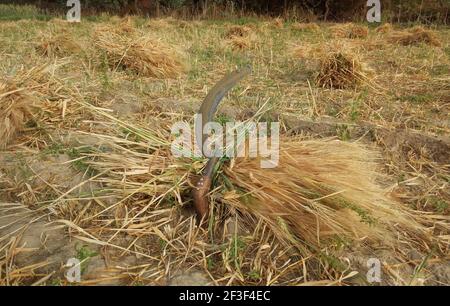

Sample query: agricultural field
[0,5,449,286]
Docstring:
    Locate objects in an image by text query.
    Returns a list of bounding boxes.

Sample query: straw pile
[331,23,369,39]
[93,27,186,79]
[225,25,255,50]
[225,25,253,38]
[228,36,251,50]
[389,26,441,47]
[0,70,40,148]
[222,138,426,249]
[316,50,366,89]
[79,100,429,255]
[36,30,82,57]
[0,82,33,148]
[80,110,428,254]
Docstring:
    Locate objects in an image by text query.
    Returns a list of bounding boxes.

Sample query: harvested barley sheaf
[227,36,251,50]
[225,25,255,50]
[316,51,366,89]
[331,23,369,39]
[93,27,186,78]
[389,26,441,47]
[223,139,427,249]
[225,25,253,38]
[0,80,34,148]
[82,106,429,258]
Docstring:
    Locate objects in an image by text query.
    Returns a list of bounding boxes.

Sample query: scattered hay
[225,25,255,50]
[316,50,366,89]
[375,23,393,34]
[0,67,45,148]
[331,23,369,39]
[223,138,428,249]
[36,30,82,57]
[93,27,186,79]
[227,36,251,50]
[389,26,441,47]
[292,22,320,31]
[225,25,253,38]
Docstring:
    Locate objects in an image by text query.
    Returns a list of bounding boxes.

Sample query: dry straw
[225,25,255,50]
[36,30,82,57]
[228,36,251,50]
[225,25,253,39]
[0,66,50,148]
[93,26,186,79]
[389,26,441,47]
[222,138,428,249]
[0,81,34,148]
[79,100,432,258]
[331,23,369,39]
[291,41,371,89]
[316,51,366,89]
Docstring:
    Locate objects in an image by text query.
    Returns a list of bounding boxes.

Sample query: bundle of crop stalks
[61,102,441,284]
[93,27,186,79]
[225,25,253,39]
[221,138,429,250]
[224,25,255,51]
[292,22,320,31]
[0,63,71,149]
[375,23,393,34]
[227,36,251,50]
[316,50,367,89]
[78,113,430,257]
[36,30,82,57]
[0,68,45,148]
[388,26,441,47]
[331,23,369,39]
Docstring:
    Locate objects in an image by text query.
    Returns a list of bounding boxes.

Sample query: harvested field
[0,5,449,287]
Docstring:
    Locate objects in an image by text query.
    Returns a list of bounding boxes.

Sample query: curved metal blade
[194,66,251,157]
[192,66,251,219]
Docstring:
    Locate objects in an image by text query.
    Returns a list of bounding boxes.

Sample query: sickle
[192,67,251,219]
